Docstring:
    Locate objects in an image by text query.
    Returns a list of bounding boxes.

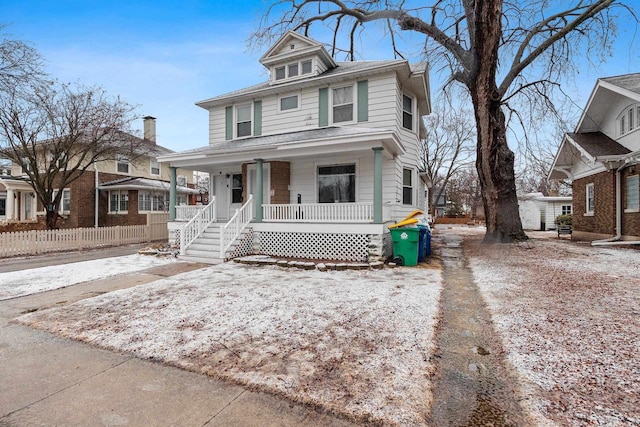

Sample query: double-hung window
[138,191,151,212]
[236,105,252,138]
[318,164,356,203]
[116,155,130,174]
[332,86,354,123]
[586,183,595,214]
[110,190,128,213]
[403,94,414,131]
[150,159,160,175]
[626,175,639,211]
[403,168,413,205]
[52,189,71,213]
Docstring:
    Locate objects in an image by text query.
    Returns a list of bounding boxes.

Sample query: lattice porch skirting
[253,231,390,262]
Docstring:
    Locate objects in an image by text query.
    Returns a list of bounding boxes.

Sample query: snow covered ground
[464,230,640,426]
[18,262,443,425]
[0,254,176,301]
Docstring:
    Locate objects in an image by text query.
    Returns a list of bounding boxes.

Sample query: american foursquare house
[160,31,431,263]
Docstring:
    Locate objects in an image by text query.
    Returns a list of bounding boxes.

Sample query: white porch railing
[175,204,207,221]
[220,195,253,256]
[262,203,374,223]
[179,199,216,255]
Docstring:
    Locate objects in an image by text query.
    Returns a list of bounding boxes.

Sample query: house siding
[622,166,640,238]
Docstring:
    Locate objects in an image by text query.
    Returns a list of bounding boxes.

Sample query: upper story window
[272,59,313,83]
[332,85,354,123]
[116,155,130,174]
[618,104,640,136]
[150,159,160,175]
[236,104,252,138]
[586,183,595,214]
[279,94,299,111]
[403,94,414,131]
[177,175,187,186]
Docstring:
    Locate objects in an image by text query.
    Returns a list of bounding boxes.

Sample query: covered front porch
[159,127,407,262]
[0,176,38,223]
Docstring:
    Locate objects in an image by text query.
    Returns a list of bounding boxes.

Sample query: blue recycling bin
[425,229,431,256]
[417,225,427,261]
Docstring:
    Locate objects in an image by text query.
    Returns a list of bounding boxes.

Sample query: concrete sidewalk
[0,257,355,426]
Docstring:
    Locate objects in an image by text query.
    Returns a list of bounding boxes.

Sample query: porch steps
[179,224,250,265]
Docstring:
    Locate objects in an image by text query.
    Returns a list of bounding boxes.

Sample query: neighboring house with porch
[550,73,640,241]
[2,117,198,229]
[160,31,431,263]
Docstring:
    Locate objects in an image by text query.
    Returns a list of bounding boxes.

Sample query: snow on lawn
[0,254,176,301]
[463,232,640,426]
[18,262,443,425]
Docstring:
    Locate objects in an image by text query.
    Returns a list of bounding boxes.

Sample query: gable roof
[566,132,631,158]
[576,72,640,132]
[259,30,336,69]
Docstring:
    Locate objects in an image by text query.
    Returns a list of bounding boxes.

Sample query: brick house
[1,117,198,229]
[550,74,640,242]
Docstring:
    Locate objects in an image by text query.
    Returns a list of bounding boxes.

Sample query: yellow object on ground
[388,210,423,229]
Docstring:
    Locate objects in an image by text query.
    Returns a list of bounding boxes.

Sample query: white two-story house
[161,31,431,262]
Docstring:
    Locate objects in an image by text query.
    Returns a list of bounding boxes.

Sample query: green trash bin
[390,227,420,266]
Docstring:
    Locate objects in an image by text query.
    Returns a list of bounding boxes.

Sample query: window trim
[108,190,129,214]
[330,84,355,125]
[51,189,71,214]
[402,168,414,205]
[402,94,414,131]
[150,159,160,176]
[561,205,572,216]
[138,191,168,213]
[272,59,314,83]
[177,175,187,187]
[625,174,639,213]
[618,104,640,137]
[235,103,253,138]
[116,155,130,175]
[278,93,300,112]
[231,173,243,204]
[316,162,357,204]
[585,183,595,216]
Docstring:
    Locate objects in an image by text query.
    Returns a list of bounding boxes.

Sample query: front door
[214,175,229,220]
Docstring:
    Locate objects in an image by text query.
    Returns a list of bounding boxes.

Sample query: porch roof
[98,177,199,194]
[157,126,404,167]
[0,175,33,192]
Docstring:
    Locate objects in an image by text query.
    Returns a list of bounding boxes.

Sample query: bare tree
[253,0,634,242]
[0,82,139,229]
[0,27,46,93]
[420,95,475,218]
[446,165,483,219]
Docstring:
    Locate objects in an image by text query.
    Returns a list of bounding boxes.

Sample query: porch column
[6,189,15,220]
[373,147,383,224]
[169,166,177,221]
[254,158,263,222]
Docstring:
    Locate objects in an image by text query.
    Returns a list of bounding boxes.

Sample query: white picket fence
[0,213,169,258]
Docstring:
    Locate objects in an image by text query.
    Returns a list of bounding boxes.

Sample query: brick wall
[622,166,640,238]
[573,172,616,236]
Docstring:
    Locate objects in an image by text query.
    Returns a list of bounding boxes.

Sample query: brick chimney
[143,116,156,143]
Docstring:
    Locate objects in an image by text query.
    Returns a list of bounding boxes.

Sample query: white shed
[519,193,572,230]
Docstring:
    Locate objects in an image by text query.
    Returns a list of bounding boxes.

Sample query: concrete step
[178,255,224,265]
[184,248,221,259]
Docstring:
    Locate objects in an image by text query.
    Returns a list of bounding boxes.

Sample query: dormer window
[272,59,314,83]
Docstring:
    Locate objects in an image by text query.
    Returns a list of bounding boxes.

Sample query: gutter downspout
[592,161,640,246]
[94,162,99,229]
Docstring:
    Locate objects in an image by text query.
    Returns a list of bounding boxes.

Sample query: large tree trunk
[45,207,59,229]
[473,100,528,243]
[471,0,528,243]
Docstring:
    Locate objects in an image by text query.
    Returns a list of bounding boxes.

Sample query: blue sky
[1,1,638,152]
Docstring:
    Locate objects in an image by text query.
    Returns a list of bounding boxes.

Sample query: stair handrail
[180,198,216,255]
[220,194,253,257]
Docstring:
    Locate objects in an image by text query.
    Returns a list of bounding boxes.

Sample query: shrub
[555,214,572,226]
